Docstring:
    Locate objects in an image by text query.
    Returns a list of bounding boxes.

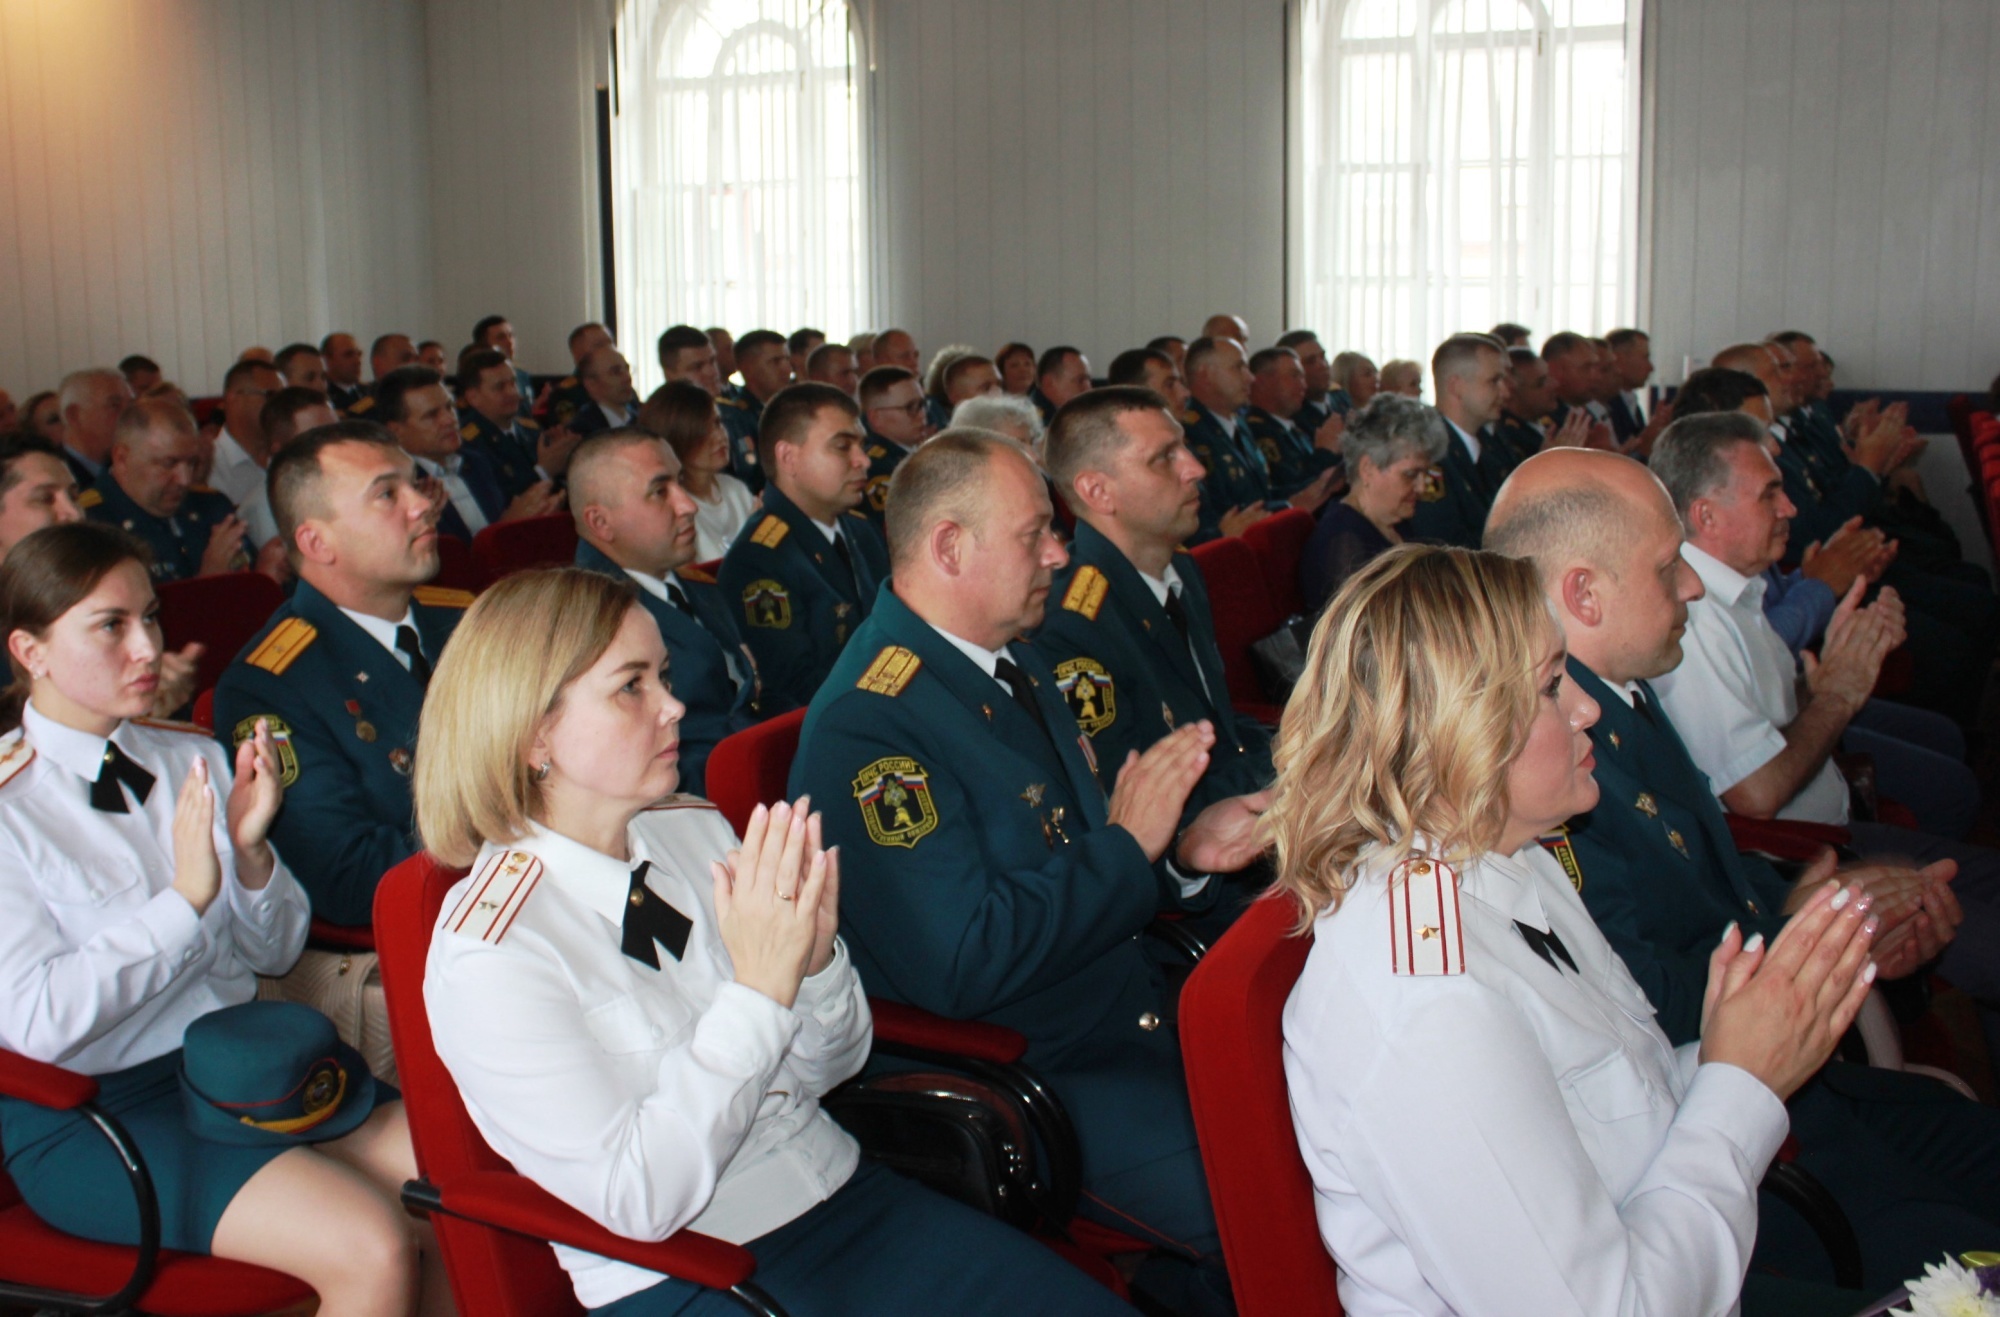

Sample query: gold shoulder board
[246,618,318,675]
[856,646,922,696]
[413,586,476,609]
[1061,566,1109,621]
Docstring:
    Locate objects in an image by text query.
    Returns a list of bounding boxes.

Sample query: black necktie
[396,625,432,687]
[1515,920,1578,975]
[994,655,1056,750]
[831,530,858,593]
[1632,685,1660,730]
[90,741,156,814]
[620,861,693,970]
[664,582,696,619]
[1162,586,1192,642]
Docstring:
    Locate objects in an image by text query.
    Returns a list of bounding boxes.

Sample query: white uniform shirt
[0,704,310,1072]
[209,428,265,506]
[689,473,758,563]
[412,454,490,535]
[424,801,870,1309]
[1284,841,1787,1316]
[1653,542,1850,824]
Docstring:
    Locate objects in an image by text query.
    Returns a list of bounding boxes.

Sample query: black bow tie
[621,861,693,970]
[90,741,156,814]
[1515,920,1578,975]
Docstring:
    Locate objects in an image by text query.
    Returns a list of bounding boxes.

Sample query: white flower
[1894,1256,2000,1317]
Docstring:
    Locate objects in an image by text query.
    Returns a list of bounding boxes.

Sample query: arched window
[1292,0,1639,364]
[612,0,866,392]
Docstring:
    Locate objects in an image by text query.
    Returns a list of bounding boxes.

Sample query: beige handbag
[257,948,398,1086]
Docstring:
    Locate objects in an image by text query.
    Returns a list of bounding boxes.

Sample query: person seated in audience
[1646,412,1984,841]
[717,329,793,488]
[720,383,887,713]
[1275,329,1337,433]
[1377,358,1424,399]
[1407,333,1519,549]
[118,354,163,394]
[210,358,284,506]
[656,323,723,398]
[81,398,246,582]
[872,327,922,374]
[1484,450,2000,1282]
[636,381,758,562]
[274,342,329,395]
[56,367,135,488]
[457,346,578,498]
[347,336,419,422]
[857,365,933,530]
[379,365,560,542]
[1489,320,1532,348]
[1107,346,1192,414]
[214,419,470,935]
[1186,336,1331,542]
[787,326,826,380]
[950,392,1044,450]
[1299,394,1448,615]
[1033,387,1275,820]
[320,332,370,413]
[239,386,338,572]
[0,435,84,558]
[1327,350,1379,417]
[795,429,1267,1316]
[920,344,979,431]
[0,521,449,1314]
[1674,364,1994,727]
[1244,345,1343,501]
[568,345,641,438]
[415,342,448,373]
[1201,312,1249,343]
[569,429,760,797]
[940,352,1002,411]
[1541,330,1611,433]
[1272,542,1884,1316]
[996,340,1036,395]
[470,314,535,416]
[1028,344,1092,427]
[541,322,615,430]
[1606,328,1656,445]
[804,341,861,396]
[1494,344,1590,464]
[1148,334,1188,372]
[846,329,877,374]
[17,390,63,446]
[414,568,1130,1317]
[709,326,737,381]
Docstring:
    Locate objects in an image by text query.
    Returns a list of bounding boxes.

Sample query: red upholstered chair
[154,572,285,699]
[432,533,485,593]
[192,688,216,731]
[1239,508,1316,619]
[1946,394,1977,472]
[0,1050,315,1316]
[471,514,579,584]
[372,852,786,1317]
[1178,894,1341,1316]
[705,709,808,836]
[1189,536,1287,725]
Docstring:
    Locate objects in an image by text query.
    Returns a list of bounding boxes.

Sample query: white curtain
[612,0,868,394]
[1292,0,1640,367]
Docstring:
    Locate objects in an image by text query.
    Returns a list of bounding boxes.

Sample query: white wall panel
[866,0,1289,369]
[1648,0,2000,390]
[0,0,434,402]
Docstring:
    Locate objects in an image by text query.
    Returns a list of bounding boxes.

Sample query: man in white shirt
[208,359,283,506]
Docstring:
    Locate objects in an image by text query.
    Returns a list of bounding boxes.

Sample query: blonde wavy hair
[1267,544,1552,930]
[413,568,640,867]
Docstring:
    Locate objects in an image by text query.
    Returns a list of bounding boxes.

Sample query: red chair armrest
[410,1172,755,1291]
[308,917,377,952]
[867,999,1028,1065]
[1724,814,1850,862]
[0,1049,98,1110]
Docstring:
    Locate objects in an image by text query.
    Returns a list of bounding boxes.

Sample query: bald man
[56,368,135,487]
[1199,313,1248,344]
[1485,447,2000,1285]
[792,428,1264,1315]
[872,328,920,374]
[569,428,760,795]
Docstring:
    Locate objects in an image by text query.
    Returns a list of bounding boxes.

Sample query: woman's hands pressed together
[171,757,222,915]
[226,719,283,889]
[712,799,839,1010]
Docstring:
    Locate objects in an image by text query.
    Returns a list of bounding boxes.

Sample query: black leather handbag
[823,1071,1039,1228]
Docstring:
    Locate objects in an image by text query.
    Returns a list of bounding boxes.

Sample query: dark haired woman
[641,381,756,561]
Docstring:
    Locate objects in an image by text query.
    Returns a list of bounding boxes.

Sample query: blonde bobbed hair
[1267,544,1552,930]
[413,567,642,867]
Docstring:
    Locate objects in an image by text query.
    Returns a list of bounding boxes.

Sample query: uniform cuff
[691,981,803,1079]
[140,887,206,960]
[1681,1061,1789,1175]
[793,938,853,1017]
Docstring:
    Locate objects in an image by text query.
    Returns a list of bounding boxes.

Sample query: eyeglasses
[870,399,927,420]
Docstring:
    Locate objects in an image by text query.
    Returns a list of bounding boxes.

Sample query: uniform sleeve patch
[77,488,104,509]
[741,579,792,629]
[1053,657,1116,733]
[441,850,542,943]
[1060,566,1109,620]
[856,646,922,696]
[1388,858,1466,976]
[246,618,318,675]
[750,515,789,548]
[853,757,939,848]
[1538,826,1582,891]
[232,716,300,788]
[412,586,476,609]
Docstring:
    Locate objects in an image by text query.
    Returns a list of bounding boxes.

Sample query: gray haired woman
[1300,394,1449,613]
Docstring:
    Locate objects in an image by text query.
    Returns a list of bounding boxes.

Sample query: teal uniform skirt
[1,1051,289,1253]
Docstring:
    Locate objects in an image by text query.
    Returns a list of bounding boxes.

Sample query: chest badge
[1634,792,1658,817]
[1042,805,1071,849]
[1020,782,1046,809]
[1608,731,1622,749]
[1666,827,1690,857]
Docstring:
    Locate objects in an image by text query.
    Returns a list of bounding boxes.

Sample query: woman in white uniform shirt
[0,522,451,1316]
[1267,545,1881,1317]
[642,382,758,562]
[414,568,1130,1316]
